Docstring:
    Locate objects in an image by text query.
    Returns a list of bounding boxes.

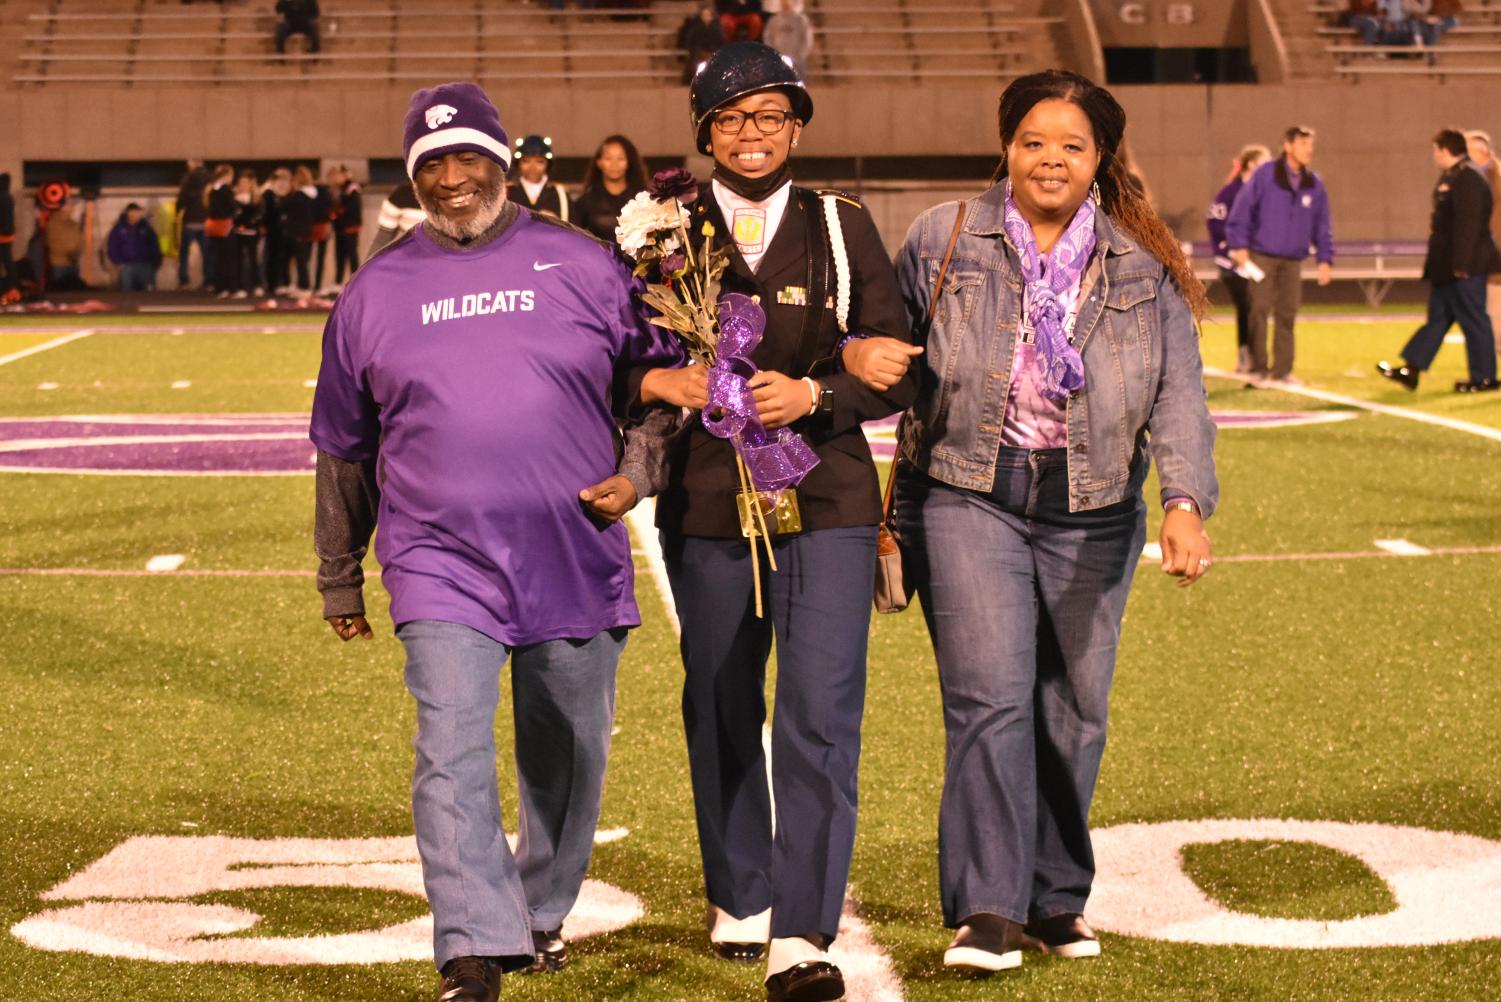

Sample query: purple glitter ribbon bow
[701,293,820,493]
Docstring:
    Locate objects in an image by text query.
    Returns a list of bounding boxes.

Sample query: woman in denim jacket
[846,70,1218,970]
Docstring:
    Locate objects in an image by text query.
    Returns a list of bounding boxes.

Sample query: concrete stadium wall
[3,79,1497,249]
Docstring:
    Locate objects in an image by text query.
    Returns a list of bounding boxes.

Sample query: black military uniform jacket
[655,184,915,539]
[506,181,570,222]
[1425,159,1501,284]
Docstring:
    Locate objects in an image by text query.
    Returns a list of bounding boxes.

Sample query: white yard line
[1204,367,1501,444]
[1374,538,1433,556]
[623,498,905,1001]
[0,329,94,367]
[623,498,679,637]
[144,554,186,572]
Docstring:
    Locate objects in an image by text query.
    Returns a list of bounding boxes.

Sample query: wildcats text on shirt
[421,289,537,326]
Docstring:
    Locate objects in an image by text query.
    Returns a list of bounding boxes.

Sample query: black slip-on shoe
[1021,913,1102,959]
[942,913,1024,972]
[520,928,567,973]
[713,940,766,963]
[1377,360,1420,390]
[764,959,845,1001]
[437,955,503,1002]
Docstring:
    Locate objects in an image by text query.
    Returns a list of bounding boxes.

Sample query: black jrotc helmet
[513,135,554,160]
[689,42,814,153]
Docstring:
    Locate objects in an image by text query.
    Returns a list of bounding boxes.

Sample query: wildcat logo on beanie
[403,83,510,178]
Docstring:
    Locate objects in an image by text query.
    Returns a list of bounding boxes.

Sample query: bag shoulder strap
[883,199,965,519]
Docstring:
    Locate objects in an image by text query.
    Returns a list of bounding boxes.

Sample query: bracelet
[1164,499,1199,516]
[802,376,820,416]
[834,333,868,372]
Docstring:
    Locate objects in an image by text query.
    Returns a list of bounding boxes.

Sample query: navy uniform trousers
[662,525,877,941]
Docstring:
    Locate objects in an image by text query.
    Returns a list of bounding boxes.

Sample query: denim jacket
[895,184,1219,517]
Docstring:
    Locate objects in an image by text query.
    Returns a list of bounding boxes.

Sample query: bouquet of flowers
[618,169,819,613]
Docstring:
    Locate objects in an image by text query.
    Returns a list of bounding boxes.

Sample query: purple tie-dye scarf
[1002,181,1096,403]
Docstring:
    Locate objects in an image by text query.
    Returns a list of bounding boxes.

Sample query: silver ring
[1198,558,1211,568]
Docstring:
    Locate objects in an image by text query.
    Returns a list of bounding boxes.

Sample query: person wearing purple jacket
[1226,125,1335,386]
[1207,144,1269,373]
[106,203,163,291]
[310,82,681,1002]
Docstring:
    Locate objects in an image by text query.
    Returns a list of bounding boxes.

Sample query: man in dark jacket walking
[107,203,163,291]
[1226,125,1335,386]
[1378,129,1501,393]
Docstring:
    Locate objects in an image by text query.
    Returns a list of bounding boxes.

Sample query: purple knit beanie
[402,82,511,178]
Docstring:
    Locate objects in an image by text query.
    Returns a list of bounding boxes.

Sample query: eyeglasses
[711,109,794,136]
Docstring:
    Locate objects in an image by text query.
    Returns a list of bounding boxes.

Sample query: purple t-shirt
[310,215,680,646]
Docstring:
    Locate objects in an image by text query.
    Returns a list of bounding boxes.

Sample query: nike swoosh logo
[533,262,563,271]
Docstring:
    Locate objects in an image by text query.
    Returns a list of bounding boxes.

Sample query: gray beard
[417,179,506,242]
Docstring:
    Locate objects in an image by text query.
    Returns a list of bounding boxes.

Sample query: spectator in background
[761,0,812,78]
[678,5,726,84]
[0,173,14,297]
[106,202,163,291]
[367,181,424,257]
[1226,125,1334,387]
[274,0,320,54]
[330,165,362,291]
[204,163,238,296]
[44,205,84,289]
[1207,143,1271,373]
[312,167,337,294]
[1467,130,1501,356]
[175,158,212,289]
[1411,0,1460,46]
[232,169,265,298]
[507,135,571,221]
[284,165,320,294]
[262,168,292,294]
[573,134,648,244]
[717,0,764,42]
[1378,129,1501,393]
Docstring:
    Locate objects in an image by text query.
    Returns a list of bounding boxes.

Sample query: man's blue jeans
[895,449,1144,927]
[398,619,626,970]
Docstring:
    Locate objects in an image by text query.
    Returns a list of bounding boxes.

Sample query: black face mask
[712,161,793,203]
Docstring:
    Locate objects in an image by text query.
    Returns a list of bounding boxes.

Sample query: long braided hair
[990,70,1209,321]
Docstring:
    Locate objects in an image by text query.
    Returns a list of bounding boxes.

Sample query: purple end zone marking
[0,415,314,474]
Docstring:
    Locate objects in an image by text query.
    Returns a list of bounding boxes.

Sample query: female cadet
[636,41,918,1002]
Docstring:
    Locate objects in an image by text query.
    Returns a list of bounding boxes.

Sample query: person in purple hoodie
[1207,144,1269,373]
[1226,125,1335,386]
[310,82,682,1002]
[106,202,163,291]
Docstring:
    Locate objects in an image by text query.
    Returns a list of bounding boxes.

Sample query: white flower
[615,192,691,258]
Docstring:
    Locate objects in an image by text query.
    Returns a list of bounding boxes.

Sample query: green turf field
[2,310,1499,1000]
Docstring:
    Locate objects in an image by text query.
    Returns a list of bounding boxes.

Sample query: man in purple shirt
[310,82,680,1002]
[1226,125,1335,386]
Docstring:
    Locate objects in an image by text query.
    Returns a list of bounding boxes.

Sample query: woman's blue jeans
[895,447,1144,927]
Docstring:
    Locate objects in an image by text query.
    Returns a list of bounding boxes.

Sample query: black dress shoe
[764,960,845,1001]
[1455,377,1500,393]
[713,939,766,963]
[437,955,502,1002]
[1377,360,1419,390]
[520,928,567,973]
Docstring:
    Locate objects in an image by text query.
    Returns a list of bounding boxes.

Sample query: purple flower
[659,252,686,281]
[650,167,699,205]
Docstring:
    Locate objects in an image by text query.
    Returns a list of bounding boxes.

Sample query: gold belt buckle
[736,487,802,538]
